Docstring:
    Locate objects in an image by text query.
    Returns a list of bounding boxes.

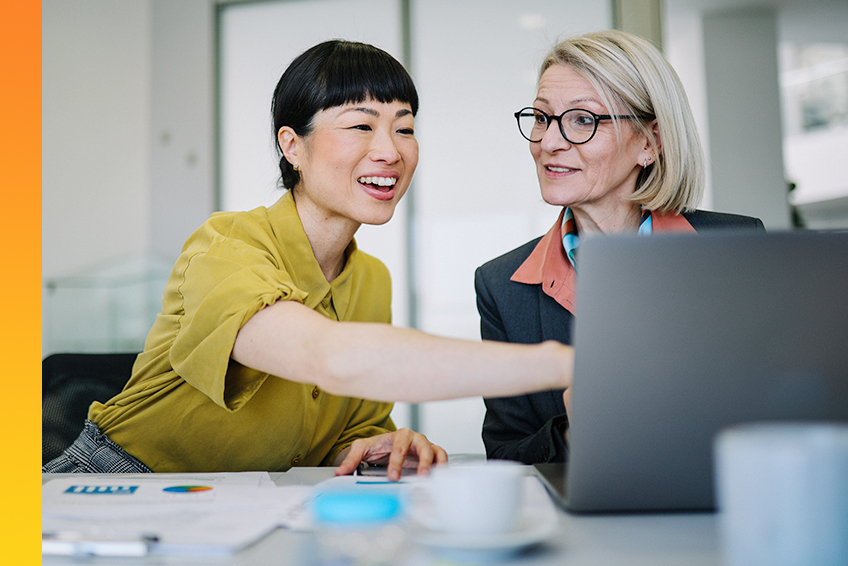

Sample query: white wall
[42,0,152,279]
[42,0,156,354]
[149,0,216,260]
[42,0,216,356]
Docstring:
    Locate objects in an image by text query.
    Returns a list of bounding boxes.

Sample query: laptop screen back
[564,230,848,512]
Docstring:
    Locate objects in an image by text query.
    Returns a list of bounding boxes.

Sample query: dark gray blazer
[475,210,766,464]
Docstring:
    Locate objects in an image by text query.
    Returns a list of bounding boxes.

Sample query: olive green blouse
[89,191,395,472]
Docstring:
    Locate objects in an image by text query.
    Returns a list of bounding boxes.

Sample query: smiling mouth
[547,166,577,173]
[357,176,397,190]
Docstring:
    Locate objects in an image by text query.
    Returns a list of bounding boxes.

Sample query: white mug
[411,460,525,534]
[714,422,848,566]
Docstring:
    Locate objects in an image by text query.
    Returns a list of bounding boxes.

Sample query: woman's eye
[397,127,414,135]
[351,124,373,131]
[571,114,595,128]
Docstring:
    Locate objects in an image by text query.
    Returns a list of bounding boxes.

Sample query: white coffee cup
[411,460,525,534]
[714,422,848,566]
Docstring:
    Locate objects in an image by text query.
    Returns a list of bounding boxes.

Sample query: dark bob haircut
[271,40,419,189]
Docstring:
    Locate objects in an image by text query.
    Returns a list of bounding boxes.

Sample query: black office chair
[42,352,139,465]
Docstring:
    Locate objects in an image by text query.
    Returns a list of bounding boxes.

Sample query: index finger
[385,429,414,481]
[334,440,367,477]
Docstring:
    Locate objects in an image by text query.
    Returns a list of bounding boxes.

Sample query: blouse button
[312,387,320,399]
[292,455,301,465]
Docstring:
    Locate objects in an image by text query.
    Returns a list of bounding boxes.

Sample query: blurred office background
[43,0,848,455]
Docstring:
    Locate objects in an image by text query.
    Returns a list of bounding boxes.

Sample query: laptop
[535,229,848,513]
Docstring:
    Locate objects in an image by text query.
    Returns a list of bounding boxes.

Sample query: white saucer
[407,476,559,554]
[410,510,557,553]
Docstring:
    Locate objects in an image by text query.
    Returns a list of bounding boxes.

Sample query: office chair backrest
[42,352,138,465]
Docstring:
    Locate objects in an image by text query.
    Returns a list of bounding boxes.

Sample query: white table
[43,468,722,565]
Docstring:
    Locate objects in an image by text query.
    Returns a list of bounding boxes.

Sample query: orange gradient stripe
[1,1,41,564]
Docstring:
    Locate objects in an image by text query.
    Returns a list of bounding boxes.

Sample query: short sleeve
[170,228,308,412]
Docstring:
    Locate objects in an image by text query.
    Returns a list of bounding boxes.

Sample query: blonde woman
[476,30,764,464]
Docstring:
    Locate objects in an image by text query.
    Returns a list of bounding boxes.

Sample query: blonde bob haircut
[540,30,704,213]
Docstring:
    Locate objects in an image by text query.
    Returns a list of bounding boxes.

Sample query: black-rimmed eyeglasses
[514,107,643,144]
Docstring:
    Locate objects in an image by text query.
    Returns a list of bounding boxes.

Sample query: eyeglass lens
[516,108,599,143]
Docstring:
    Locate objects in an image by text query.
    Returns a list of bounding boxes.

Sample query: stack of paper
[42,472,312,556]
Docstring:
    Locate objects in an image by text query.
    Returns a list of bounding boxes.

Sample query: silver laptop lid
[565,230,848,512]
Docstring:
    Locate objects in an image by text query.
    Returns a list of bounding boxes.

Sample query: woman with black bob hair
[44,40,574,481]
[273,39,419,190]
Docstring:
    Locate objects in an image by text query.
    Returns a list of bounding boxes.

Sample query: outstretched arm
[231,300,573,404]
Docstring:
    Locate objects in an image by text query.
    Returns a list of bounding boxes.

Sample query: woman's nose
[370,130,401,163]
[539,120,572,153]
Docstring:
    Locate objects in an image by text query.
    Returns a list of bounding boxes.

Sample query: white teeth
[358,176,397,186]
[548,166,575,172]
